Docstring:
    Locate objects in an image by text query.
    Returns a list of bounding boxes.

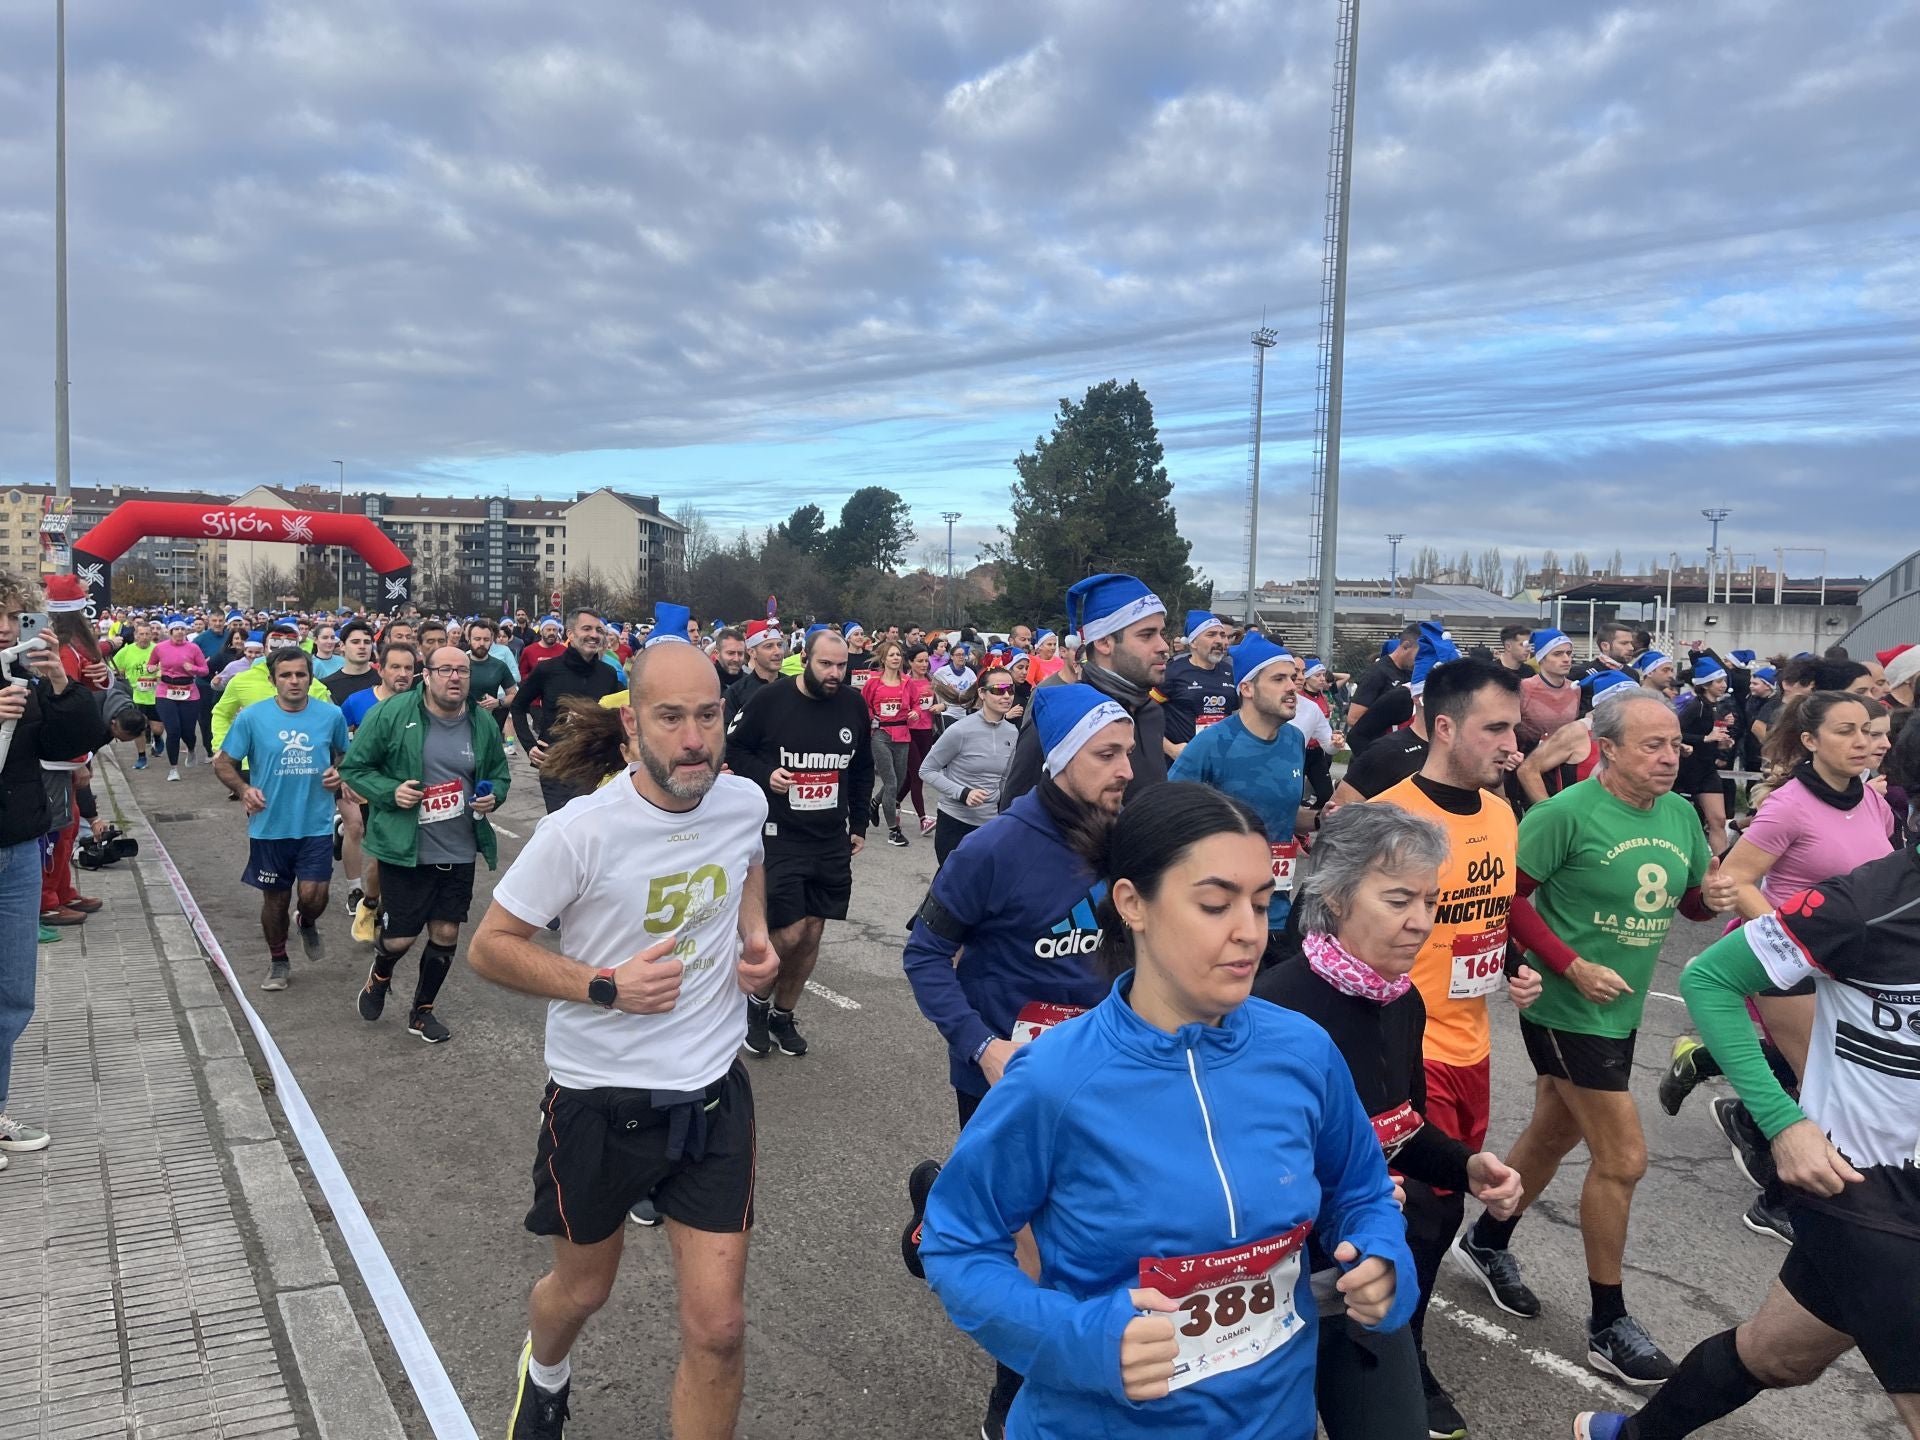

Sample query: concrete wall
[1670,602,1861,659]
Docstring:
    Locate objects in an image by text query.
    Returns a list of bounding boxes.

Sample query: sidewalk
[0,760,406,1440]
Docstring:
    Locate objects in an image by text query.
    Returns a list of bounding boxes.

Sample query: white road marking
[805,979,862,1010]
[1649,990,1684,1005]
[489,823,521,838]
[1429,1296,1618,1397]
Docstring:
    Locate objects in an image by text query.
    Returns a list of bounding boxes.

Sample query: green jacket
[339,687,512,869]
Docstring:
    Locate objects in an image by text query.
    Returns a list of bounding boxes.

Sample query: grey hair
[1294,801,1450,936]
[1590,687,1674,748]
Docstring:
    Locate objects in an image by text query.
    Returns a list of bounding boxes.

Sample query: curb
[100,759,409,1440]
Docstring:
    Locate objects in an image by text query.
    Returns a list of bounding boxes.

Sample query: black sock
[412,941,455,1011]
[370,940,404,986]
[986,1362,1024,1426]
[268,942,288,962]
[1589,1280,1626,1330]
[1621,1329,1764,1439]
[1471,1211,1520,1252]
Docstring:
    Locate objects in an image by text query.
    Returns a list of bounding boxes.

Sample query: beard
[638,734,721,801]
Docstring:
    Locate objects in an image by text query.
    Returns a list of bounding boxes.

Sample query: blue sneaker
[134,754,148,770]
[1574,1413,1629,1439]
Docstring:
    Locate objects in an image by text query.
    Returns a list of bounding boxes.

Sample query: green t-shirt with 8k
[1516,777,1711,1038]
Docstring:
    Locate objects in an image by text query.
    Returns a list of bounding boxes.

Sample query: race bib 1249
[788,770,840,811]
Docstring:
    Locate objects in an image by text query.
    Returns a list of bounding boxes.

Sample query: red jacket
[518,641,566,682]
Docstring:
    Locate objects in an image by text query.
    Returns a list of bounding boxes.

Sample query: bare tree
[1474,546,1504,591]
[1539,549,1562,589]
[1569,551,1592,579]
[1607,548,1625,578]
[674,502,717,573]
[1508,553,1530,595]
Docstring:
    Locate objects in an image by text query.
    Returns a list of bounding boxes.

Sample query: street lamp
[334,460,346,610]
[1700,507,1730,603]
[1386,533,1404,601]
[941,512,961,628]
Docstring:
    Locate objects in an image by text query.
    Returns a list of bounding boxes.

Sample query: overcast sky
[2,0,1914,588]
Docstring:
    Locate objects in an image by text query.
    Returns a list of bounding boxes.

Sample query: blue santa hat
[805,624,829,639]
[1302,656,1327,679]
[844,620,864,637]
[1066,573,1165,646]
[1729,649,1757,668]
[1033,683,1132,776]
[164,614,190,631]
[1754,665,1778,686]
[245,629,266,646]
[1689,654,1726,685]
[1227,635,1293,687]
[1584,670,1638,704]
[646,602,692,647]
[1529,627,1572,658]
[1035,629,1057,647]
[1632,649,1673,677]
[1185,610,1228,643]
[1409,622,1461,695]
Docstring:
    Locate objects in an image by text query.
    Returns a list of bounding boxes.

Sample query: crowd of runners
[3,563,1919,1440]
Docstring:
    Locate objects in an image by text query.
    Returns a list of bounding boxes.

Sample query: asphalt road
[112,747,1901,1439]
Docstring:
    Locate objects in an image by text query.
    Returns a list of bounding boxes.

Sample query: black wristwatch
[587,968,618,1008]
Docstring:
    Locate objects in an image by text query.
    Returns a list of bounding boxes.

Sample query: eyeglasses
[426,665,470,677]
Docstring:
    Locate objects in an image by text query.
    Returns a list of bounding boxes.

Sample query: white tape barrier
[140,809,479,1439]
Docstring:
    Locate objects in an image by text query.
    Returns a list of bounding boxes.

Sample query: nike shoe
[134,754,147,770]
[1741,1194,1794,1245]
[507,1338,571,1439]
[628,1196,662,1227]
[1711,1096,1772,1189]
[1421,1361,1468,1439]
[769,1006,809,1057]
[1658,1036,1713,1116]
[1448,1232,1541,1319]
[900,1159,941,1280]
[888,826,909,848]
[742,994,773,1057]
[1586,1314,1675,1387]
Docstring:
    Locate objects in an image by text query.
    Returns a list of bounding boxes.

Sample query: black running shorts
[763,841,853,931]
[1780,1204,1920,1393]
[1519,1017,1636,1093]
[378,861,475,938]
[525,1061,756,1246]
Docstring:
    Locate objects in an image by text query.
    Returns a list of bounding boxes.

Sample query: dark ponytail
[537,694,632,790]
[1094,781,1266,978]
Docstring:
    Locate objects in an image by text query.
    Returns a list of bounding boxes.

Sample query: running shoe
[1422,1371,1468,1439]
[0,1115,51,1152]
[742,994,773,1057]
[298,920,322,958]
[888,826,909,848]
[408,1006,451,1044]
[769,1006,809,1057]
[37,925,60,945]
[628,1196,662,1227]
[1741,1194,1794,1245]
[182,751,194,768]
[351,899,378,945]
[920,815,936,835]
[346,886,364,918]
[1573,1415,1629,1440]
[901,1159,941,1280]
[1586,1314,1675,1387]
[166,767,180,782]
[134,754,147,770]
[1658,1036,1711,1116]
[261,959,291,992]
[507,1338,571,1439]
[0,1153,7,1172]
[1711,1096,1771,1189]
[358,966,390,1022]
[1448,1232,1541,1319]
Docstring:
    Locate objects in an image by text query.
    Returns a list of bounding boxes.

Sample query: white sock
[527,1349,570,1392]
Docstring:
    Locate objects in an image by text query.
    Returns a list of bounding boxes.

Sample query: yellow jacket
[211,661,326,751]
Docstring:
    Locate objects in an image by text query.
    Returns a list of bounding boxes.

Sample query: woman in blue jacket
[920,782,1417,1439]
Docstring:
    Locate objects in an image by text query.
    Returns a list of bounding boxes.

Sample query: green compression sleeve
[1678,927,1808,1140]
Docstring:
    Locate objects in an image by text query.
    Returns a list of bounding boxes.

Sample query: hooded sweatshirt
[903,789,1110,1093]
[920,975,1417,1440]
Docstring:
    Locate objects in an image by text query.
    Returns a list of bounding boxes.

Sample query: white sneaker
[167,767,181,782]
[0,1114,51,1152]
[182,752,194,768]
[0,1153,8,1172]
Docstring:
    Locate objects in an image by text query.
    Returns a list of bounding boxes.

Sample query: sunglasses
[982,684,1016,695]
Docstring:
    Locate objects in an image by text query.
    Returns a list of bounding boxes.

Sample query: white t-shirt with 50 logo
[492,769,768,1092]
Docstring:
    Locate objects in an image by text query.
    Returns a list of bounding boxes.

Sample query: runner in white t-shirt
[469,641,778,1440]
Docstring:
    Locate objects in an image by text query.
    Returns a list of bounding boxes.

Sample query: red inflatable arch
[72,500,413,609]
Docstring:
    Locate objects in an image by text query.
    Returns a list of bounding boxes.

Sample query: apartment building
[2,483,229,602]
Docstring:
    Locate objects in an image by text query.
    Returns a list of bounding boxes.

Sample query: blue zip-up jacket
[920,974,1415,1440]
[902,790,1112,1096]
[1169,713,1306,930]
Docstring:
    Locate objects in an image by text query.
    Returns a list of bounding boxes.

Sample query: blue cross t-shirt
[1168,712,1307,929]
[222,698,349,841]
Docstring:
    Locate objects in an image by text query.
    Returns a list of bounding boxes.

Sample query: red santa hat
[45,574,91,613]
[745,619,782,649]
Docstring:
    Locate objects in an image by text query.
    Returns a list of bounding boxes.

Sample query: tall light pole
[1243,327,1278,626]
[1701,507,1730,604]
[334,460,346,609]
[53,0,71,502]
[941,511,961,628]
[1386,533,1404,601]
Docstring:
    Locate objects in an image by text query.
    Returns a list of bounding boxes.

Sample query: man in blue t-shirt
[1170,634,1317,951]
[213,646,349,993]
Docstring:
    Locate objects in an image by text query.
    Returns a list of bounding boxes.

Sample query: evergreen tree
[987,380,1202,628]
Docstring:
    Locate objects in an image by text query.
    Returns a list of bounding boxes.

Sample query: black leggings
[155,695,201,764]
[933,810,981,867]
[1304,746,1334,808]
[1315,1314,1426,1440]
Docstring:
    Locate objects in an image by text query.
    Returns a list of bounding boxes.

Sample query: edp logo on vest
[1034,882,1109,958]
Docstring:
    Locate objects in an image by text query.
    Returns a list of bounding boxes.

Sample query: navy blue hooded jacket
[902,789,1113,1096]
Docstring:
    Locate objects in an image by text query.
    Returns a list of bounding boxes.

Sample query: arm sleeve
[508,664,541,738]
[901,854,996,1068]
[1311,1042,1419,1333]
[919,724,965,802]
[919,1079,1140,1404]
[1679,925,1808,1139]
[1392,1122,1474,1195]
[1509,870,1579,976]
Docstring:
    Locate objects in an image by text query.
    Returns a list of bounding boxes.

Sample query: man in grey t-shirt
[338,645,510,1046]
